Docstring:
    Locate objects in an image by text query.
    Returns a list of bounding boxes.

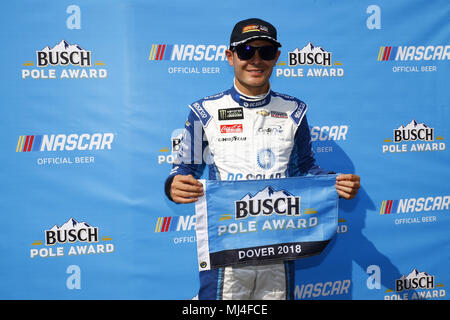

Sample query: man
[164,18,360,300]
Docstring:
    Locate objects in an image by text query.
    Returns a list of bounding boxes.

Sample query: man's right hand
[170,174,204,203]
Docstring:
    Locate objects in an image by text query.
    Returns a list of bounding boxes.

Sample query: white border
[195,180,211,271]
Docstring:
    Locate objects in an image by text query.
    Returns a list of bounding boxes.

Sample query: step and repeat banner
[1,0,448,300]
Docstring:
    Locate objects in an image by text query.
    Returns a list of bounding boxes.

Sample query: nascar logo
[154,215,196,232]
[377,45,450,61]
[16,133,114,152]
[380,200,400,214]
[377,46,398,61]
[16,135,44,152]
[149,44,227,61]
[380,196,449,214]
[149,44,174,61]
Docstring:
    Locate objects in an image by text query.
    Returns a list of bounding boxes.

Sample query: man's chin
[235,78,270,95]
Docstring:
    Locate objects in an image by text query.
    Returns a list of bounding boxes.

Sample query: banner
[195,175,338,271]
[0,0,448,300]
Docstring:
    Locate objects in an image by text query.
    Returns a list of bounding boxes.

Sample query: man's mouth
[247,69,264,75]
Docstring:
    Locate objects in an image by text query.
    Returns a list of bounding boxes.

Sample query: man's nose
[249,50,263,63]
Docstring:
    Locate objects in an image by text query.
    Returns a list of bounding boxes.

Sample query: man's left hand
[335,174,360,199]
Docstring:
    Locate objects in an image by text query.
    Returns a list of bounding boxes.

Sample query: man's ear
[225,49,234,66]
[272,50,281,66]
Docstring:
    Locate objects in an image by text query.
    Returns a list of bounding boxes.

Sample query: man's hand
[335,174,360,199]
[170,174,204,204]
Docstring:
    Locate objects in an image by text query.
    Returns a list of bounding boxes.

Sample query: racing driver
[164,18,361,300]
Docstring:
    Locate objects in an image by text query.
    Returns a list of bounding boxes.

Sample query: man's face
[226,40,280,96]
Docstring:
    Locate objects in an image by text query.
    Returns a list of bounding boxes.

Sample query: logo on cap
[242,24,269,34]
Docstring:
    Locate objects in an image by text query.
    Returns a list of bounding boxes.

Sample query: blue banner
[0,0,448,300]
[195,175,338,270]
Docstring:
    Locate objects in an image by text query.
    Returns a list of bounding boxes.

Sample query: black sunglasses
[233,44,278,61]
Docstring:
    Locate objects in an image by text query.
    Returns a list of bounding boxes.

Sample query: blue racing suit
[164,83,331,300]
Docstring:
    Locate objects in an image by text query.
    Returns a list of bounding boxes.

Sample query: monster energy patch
[218,107,244,120]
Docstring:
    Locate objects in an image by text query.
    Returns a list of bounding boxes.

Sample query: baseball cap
[229,18,281,48]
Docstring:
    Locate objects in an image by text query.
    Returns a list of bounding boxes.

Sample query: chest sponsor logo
[257,125,283,135]
[271,111,288,118]
[257,148,276,170]
[218,108,244,121]
[257,110,270,117]
[220,124,243,134]
[217,136,247,142]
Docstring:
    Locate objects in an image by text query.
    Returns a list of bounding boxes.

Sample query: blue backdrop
[1,0,448,300]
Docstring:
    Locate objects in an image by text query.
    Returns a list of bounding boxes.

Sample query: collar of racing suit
[230,79,272,108]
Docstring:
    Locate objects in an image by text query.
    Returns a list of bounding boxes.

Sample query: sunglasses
[233,45,278,61]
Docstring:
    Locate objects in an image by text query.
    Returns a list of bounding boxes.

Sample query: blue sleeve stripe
[188,101,212,127]
[290,101,308,126]
[168,110,207,179]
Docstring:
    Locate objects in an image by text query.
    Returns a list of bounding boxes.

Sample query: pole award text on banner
[195,175,339,271]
